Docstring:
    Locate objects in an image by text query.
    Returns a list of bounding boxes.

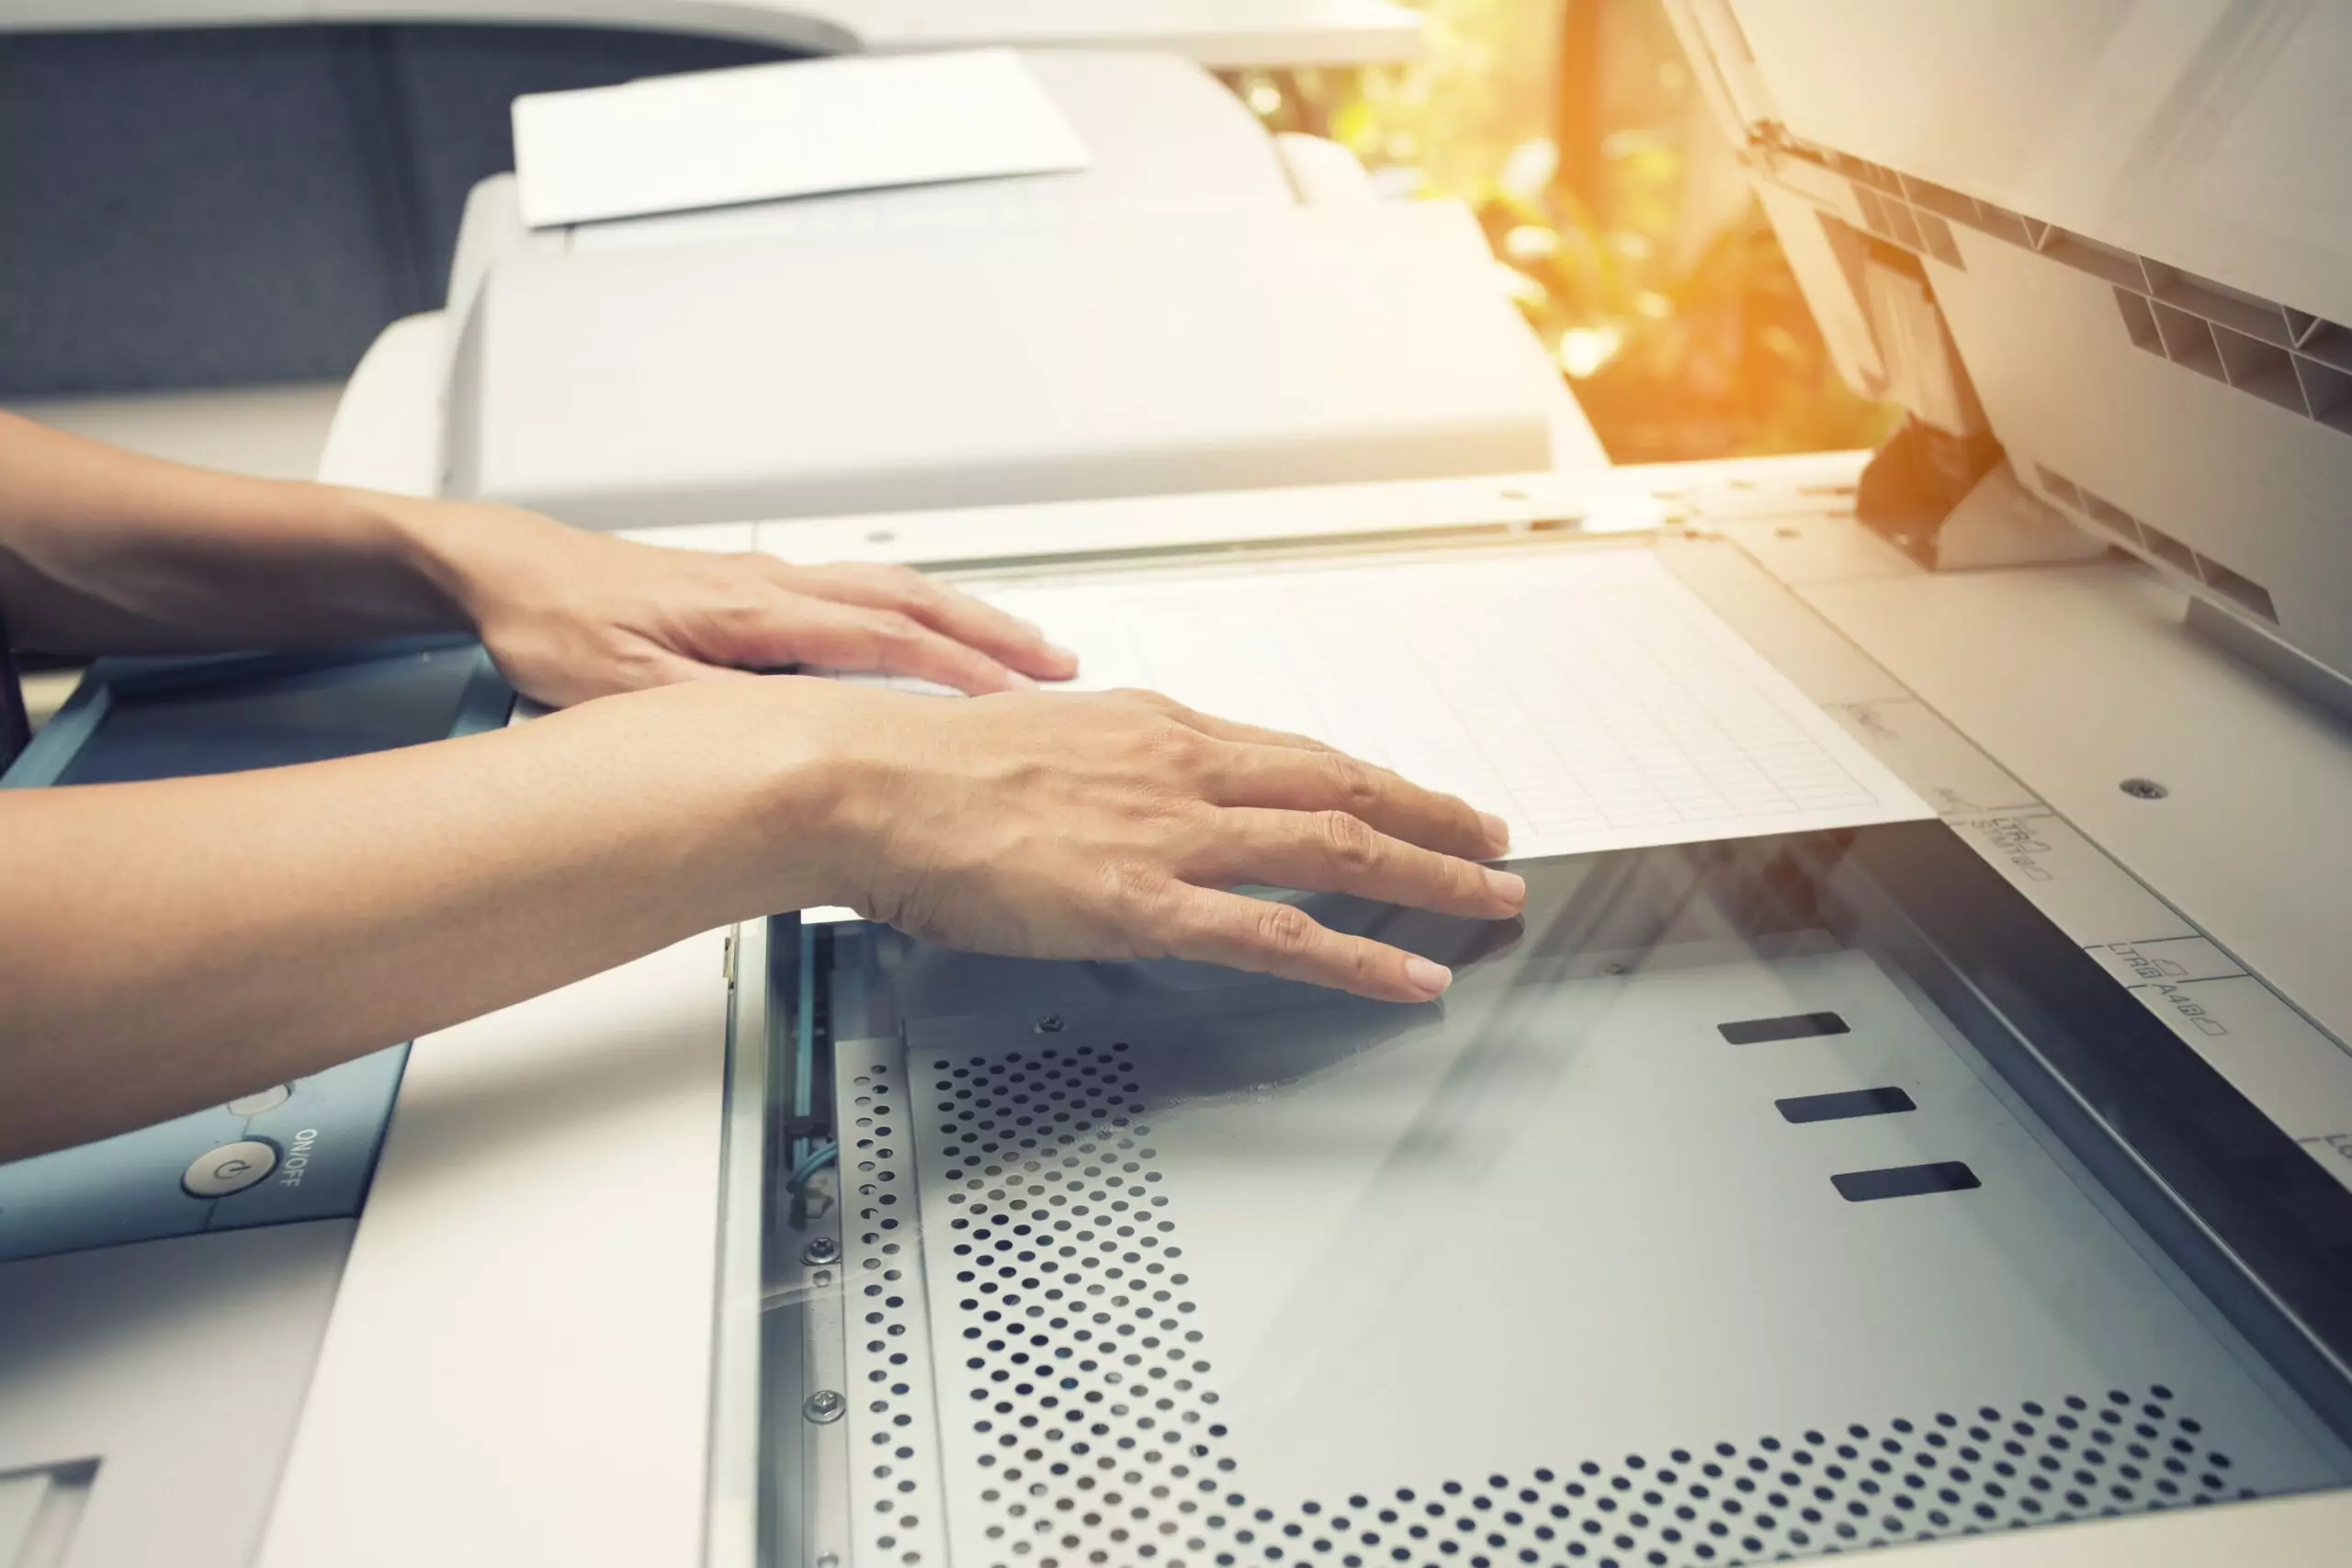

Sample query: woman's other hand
[780,682,1524,1002]
[415,502,1075,706]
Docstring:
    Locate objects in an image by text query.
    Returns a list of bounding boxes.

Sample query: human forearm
[0,412,466,655]
[0,679,842,1162]
[1,675,1522,1163]
[0,412,1076,702]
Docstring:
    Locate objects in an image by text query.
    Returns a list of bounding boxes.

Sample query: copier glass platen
[733,539,2352,1568]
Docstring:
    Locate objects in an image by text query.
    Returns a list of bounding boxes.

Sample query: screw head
[1035,1014,1066,1034]
[804,1389,846,1424]
[800,1235,841,1267]
[2120,777,2170,800]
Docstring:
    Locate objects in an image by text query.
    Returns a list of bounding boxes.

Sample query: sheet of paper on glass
[803,548,1930,921]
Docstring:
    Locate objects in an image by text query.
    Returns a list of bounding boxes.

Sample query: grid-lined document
[845,548,1931,862]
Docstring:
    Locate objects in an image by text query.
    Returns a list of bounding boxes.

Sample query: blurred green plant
[1229,0,1894,464]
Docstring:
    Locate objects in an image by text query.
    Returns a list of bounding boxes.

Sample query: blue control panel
[0,638,512,1261]
[0,1045,411,1262]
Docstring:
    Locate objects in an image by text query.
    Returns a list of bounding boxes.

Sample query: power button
[182,1139,281,1200]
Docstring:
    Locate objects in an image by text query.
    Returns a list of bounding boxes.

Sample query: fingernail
[1477,812,1511,851]
[1483,867,1526,906]
[1008,671,1039,689]
[1047,642,1080,664]
[1403,956,1452,998]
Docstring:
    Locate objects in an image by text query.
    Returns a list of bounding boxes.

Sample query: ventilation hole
[1971,201,2032,247]
[1717,1012,1849,1045]
[2135,521,2200,578]
[2192,555,2280,623]
[2032,465,2085,513]
[1851,183,1894,240]
[2294,355,2352,433]
[2146,264,2295,347]
[2057,492,2142,559]
[1831,1162,1980,1202]
[2114,288,2165,355]
[2150,301,2226,379]
[1776,1088,1917,1124]
[2042,229,2144,290]
[1915,211,1962,269]
[2211,326,2306,412]
[1882,199,1926,255]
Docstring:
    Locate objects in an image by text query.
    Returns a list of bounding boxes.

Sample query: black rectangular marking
[1778,1087,1917,1124]
[1719,1011,1850,1045]
[1832,1161,1981,1202]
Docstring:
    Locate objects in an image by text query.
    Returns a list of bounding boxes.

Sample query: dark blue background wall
[0,24,795,398]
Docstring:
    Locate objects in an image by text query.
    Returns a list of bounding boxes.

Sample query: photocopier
[5,6,2352,1568]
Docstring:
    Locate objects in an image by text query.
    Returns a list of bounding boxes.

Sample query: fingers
[1111,690,1338,755]
[1153,885,1455,1003]
[646,649,761,687]
[1102,692,1507,857]
[1194,741,1510,861]
[1185,808,1523,919]
[785,599,1032,695]
[779,563,1078,682]
[918,592,1078,682]
[498,639,756,709]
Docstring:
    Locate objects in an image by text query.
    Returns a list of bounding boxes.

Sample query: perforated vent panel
[917,1043,2254,1568]
[931,1040,1224,1564]
[842,1041,952,1567]
[836,953,2347,1568]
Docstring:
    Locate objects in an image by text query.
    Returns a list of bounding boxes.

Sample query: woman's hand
[0,418,1069,688]
[790,682,1525,1001]
[391,499,1523,999]
[406,501,1075,707]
